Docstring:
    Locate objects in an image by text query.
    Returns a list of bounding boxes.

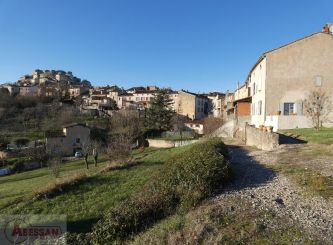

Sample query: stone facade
[175,90,209,120]
[245,29,333,131]
[46,124,90,156]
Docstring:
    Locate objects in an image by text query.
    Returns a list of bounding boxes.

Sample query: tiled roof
[45,130,65,138]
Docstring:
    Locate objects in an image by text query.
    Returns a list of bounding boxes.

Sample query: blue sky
[0,0,331,93]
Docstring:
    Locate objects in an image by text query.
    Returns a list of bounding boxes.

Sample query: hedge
[91,139,231,244]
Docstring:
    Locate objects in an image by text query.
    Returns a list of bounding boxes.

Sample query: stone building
[45,123,90,156]
[243,23,333,131]
[19,86,39,96]
[1,84,20,96]
[174,90,209,120]
[69,86,90,98]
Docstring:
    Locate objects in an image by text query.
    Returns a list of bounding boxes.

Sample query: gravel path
[214,140,333,244]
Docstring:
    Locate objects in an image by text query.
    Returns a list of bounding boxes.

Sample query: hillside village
[0,23,333,244]
[0,70,229,121]
[2,24,333,134]
[1,23,333,166]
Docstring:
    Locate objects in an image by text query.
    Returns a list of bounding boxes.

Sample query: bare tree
[172,114,187,141]
[49,156,61,178]
[107,134,133,164]
[203,117,225,135]
[0,151,6,168]
[304,90,332,130]
[91,140,102,167]
[31,143,48,168]
[82,141,92,169]
[107,110,141,164]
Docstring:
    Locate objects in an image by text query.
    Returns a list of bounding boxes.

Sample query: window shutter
[297,101,303,116]
[279,103,284,115]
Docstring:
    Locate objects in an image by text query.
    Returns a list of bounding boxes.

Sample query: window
[76,138,81,143]
[253,83,256,95]
[315,76,322,87]
[252,103,256,115]
[258,101,262,115]
[283,103,295,115]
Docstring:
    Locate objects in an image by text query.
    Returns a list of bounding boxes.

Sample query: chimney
[322,23,333,34]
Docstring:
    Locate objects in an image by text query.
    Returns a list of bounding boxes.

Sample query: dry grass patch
[32,172,88,200]
[91,139,231,244]
[272,164,333,199]
[130,198,315,245]
[99,158,139,173]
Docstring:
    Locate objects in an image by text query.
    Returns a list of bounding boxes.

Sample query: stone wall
[209,120,236,138]
[147,139,198,148]
[234,116,251,141]
[174,140,198,147]
[245,124,279,151]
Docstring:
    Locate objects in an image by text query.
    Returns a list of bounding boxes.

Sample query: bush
[91,139,231,244]
[49,157,62,178]
[10,159,26,173]
[13,138,30,148]
[0,136,10,150]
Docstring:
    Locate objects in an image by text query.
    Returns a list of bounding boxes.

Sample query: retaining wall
[147,139,198,148]
[245,124,279,151]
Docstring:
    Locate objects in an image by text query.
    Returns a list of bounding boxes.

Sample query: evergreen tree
[144,89,175,132]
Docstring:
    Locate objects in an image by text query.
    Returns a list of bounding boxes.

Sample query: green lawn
[0,156,108,211]
[0,147,188,233]
[281,128,333,144]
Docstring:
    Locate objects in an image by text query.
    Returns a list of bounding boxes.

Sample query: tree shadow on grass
[223,144,277,191]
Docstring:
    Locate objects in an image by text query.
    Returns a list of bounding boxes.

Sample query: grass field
[0,146,189,233]
[281,128,333,144]
[0,156,108,211]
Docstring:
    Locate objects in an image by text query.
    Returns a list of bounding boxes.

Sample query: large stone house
[45,123,90,156]
[19,86,40,96]
[243,24,333,131]
[174,90,209,120]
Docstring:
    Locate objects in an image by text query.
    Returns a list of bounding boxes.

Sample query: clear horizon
[0,0,332,93]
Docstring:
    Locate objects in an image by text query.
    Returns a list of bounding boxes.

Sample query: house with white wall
[245,23,333,131]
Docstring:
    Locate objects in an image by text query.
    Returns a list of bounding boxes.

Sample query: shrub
[91,139,231,244]
[14,138,30,148]
[107,134,133,164]
[49,157,61,178]
[0,136,10,149]
[10,159,26,173]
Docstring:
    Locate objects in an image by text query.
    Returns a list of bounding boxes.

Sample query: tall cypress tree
[144,89,175,133]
